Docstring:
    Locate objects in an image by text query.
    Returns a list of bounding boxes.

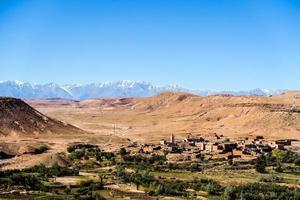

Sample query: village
[122,133,300,162]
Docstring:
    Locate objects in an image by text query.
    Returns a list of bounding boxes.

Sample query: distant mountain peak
[0,80,286,99]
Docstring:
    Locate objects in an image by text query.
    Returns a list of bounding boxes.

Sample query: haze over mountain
[0,80,285,100]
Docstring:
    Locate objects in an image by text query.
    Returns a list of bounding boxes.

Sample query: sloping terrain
[0,97,85,137]
[27,91,300,142]
[130,92,300,139]
[0,152,69,170]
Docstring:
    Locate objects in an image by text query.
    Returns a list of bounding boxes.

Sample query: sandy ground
[26,92,300,143]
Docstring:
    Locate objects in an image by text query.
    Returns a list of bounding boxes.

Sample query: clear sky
[0,0,300,90]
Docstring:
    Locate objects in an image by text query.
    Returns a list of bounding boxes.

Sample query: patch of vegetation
[35,145,49,154]
[26,164,79,177]
[114,164,223,197]
[0,164,78,191]
[223,183,300,200]
[272,149,300,164]
[3,143,300,200]
[257,174,284,183]
[294,158,300,166]
[0,173,43,190]
[67,144,101,161]
[122,154,166,167]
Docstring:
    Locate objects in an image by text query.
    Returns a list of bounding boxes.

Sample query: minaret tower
[170,133,175,144]
[291,96,297,112]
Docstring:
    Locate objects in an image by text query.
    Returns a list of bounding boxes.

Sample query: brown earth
[0,97,128,170]
[0,152,69,170]
[26,91,300,143]
[0,97,86,138]
[1,92,300,170]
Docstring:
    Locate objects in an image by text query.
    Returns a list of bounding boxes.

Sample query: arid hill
[0,97,85,137]
[27,91,300,142]
[0,97,131,170]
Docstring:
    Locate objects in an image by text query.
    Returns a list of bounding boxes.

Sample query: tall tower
[291,96,297,112]
[170,133,175,144]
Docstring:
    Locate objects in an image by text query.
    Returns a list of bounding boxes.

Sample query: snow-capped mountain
[196,88,285,97]
[63,81,186,99]
[0,80,285,99]
[0,81,73,99]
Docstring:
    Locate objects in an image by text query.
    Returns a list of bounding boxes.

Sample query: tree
[190,163,199,172]
[223,186,236,200]
[272,149,285,163]
[155,184,165,195]
[35,145,49,154]
[119,148,127,157]
[274,163,283,173]
[115,165,128,183]
[206,182,222,195]
[255,154,267,173]
[228,159,233,166]
[294,158,300,166]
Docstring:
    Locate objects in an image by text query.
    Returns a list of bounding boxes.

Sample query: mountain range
[0,80,285,100]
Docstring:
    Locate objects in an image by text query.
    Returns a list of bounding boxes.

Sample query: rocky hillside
[0,97,85,137]
[125,92,300,140]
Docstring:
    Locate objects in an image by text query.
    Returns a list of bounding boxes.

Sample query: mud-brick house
[195,142,206,151]
[257,144,272,153]
[232,149,243,157]
[275,139,292,146]
[222,143,237,153]
[205,143,223,153]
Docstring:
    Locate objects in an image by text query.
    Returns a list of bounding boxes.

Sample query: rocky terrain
[0,97,85,137]
[27,91,300,143]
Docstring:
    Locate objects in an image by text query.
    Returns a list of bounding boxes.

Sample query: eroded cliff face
[0,97,85,137]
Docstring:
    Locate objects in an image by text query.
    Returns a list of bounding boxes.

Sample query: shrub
[257,174,283,183]
[67,144,101,162]
[83,160,100,169]
[294,158,300,166]
[119,148,127,157]
[206,182,222,195]
[10,174,42,190]
[273,149,300,163]
[35,145,49,154]
[223,186,236,200]
[274,163,283,173]
[25,164,79,177]
[68,150,85,161]
[190,163,199,172]
[155,184,165,195]
[222,183,300,200]
[78,179,94,187]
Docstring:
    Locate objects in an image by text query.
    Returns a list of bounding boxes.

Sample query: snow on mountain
[0,81,72,99]
[0,80,285,99]
[63,81,190,99]
[196,88,286,97]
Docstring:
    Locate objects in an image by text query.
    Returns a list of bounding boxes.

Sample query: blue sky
[0,0,300,90]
